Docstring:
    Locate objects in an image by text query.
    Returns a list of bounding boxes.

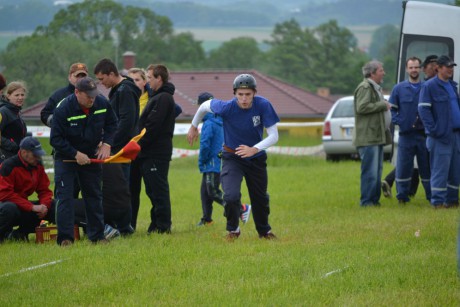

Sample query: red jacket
[0,153,52,212]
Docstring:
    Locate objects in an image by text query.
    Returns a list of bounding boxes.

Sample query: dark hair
[0,73,6,91]
[94,58,119,76]
[406,56,421,67]
[147,64,169,83]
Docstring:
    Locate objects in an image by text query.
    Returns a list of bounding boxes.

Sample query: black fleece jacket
[108,77,141,153]
[138,82,176,161]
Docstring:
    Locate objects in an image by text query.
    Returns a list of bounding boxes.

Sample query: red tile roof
[22,70,334,120]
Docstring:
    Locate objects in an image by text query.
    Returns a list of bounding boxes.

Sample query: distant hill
[0,0,454,31]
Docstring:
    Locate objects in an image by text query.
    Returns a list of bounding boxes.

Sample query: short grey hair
[362,60,383,78]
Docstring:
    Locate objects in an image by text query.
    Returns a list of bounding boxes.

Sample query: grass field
[1,149,459,305]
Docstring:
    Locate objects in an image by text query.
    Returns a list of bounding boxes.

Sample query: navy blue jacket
[419,76,460,142]
[390,80,424,134]
[41,83,75,127]
[108,77,141,153]
[50,94,118,160]
[199,113,223,173]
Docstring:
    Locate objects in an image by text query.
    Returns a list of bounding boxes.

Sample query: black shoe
[7,229,29,242]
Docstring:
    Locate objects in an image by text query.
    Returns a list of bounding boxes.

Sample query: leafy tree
[265,19,368,94]
[0,0,206,105]
[206,37,263,69]
[368,24,400,90]
[265,19,321,91]
[0,34,113,106]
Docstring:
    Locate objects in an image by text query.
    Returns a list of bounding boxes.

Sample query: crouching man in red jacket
[0,136,54,242]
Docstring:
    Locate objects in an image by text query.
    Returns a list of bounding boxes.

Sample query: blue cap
[196,92,213,105]
[20,136,46,156]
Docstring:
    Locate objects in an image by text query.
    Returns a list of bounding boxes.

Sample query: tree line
[0,0,399,107]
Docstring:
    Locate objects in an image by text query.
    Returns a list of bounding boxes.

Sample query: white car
[322,95,392,161]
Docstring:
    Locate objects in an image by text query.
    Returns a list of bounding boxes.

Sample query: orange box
[35,225,80,243]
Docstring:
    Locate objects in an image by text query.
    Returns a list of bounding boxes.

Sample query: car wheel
[326,154,340,162]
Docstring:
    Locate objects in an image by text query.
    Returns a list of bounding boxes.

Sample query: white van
[398,1,460,84]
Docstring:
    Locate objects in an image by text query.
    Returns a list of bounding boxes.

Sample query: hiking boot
[259,231,277,240]
[104,224,120,240]
[445,203,459,209]
[240,204,252,224]
[197,220,214,226]
[381,181,392,198]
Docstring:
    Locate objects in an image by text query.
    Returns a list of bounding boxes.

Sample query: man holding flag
[50,77,118,246]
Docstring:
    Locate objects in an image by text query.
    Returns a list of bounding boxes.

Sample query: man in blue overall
[419,55,460,209]
[390,56,431,204]
[51,77,118,245]
[187,74,280,240]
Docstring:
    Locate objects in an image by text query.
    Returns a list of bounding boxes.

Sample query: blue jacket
[40,83,75,127]
[50,94,118,160]
[199,113,223,173]
[418,76,460,143]
[390,80,424,134]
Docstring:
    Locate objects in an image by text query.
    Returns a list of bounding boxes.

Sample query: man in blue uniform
[390,56,431,204]
[50,77,118,245]
[187,74,280,240]
[419,55,460,209]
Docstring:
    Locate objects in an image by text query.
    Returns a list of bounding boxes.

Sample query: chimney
[122,51,136,70]
[316,87,330,98]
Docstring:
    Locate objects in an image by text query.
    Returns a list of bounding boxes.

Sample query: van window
[398,34,454,82]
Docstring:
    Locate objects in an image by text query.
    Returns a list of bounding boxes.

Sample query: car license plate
[343,127,353,137]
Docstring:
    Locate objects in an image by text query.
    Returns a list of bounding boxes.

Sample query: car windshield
[331,99,354,118]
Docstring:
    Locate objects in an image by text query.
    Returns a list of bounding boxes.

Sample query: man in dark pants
[51,77,118,246]
[94,58,141,181]
[137,64,176,234]
[187,74,280,240]
[41,62,89,199]
[0,137,54,242]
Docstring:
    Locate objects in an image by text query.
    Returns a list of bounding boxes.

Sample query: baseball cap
[20,136,46,156]
[196,92,214,105]
[76,77,99,98]
[422,55,438,68]
[437,55,457,67]
[69,63,88,77]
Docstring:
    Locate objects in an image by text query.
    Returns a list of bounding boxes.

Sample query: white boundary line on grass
[0,259,67,278]
[321,266,349,279]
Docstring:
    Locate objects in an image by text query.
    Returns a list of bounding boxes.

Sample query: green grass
[1,154,459,306]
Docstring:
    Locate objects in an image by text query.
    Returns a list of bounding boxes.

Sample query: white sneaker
[104,224,120,240]
[240,204,252,224]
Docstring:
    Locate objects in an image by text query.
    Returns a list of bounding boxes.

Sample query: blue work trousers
[396,133,431,202]
[357,145,384,206]
[426,133,460,206]
[54,160,104,243]
[221,152,270,235]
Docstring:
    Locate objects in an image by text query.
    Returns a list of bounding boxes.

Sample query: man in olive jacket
[353,60,391,206]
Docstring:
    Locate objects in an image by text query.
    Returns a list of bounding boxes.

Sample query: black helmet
[233,74,257,91]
